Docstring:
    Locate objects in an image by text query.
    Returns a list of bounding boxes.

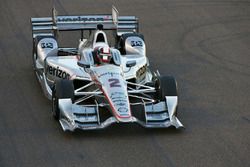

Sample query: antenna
[52,7,58,39]
[112,5,119,26]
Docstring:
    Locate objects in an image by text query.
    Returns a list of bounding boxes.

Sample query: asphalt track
[0,0,250,167]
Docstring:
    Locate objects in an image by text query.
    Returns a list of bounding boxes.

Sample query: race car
[31,6,183,131]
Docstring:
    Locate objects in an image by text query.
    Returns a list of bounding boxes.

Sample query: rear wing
[31,6,139,38]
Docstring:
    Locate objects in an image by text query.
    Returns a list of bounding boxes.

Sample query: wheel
[32,37,40,72]
[155,76,178,116]
[52,79,74,120]
[155,76,178,100]
[52,87,59,120]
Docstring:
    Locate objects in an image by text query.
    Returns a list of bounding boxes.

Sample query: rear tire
[52,79,74,120]
[32,41,37,71]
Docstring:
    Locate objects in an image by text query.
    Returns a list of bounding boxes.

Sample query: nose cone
[110,104,133,123]
[103,85,132,122]
[92,65,132,122]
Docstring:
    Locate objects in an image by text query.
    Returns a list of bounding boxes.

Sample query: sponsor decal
[57,17,105,23]
[116,102,126,106]
[99,72,121,78]
[118,107,128,113]
[41,42,53,49]
[47,65,70,79]
[110,92,126,99]
[136,65,146,78]
[131,40,143,47]
[110,92,128,108]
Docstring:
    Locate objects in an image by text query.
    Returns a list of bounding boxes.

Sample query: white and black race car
[31,6,183,131]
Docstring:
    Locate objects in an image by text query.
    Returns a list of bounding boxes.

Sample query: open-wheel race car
[31,6,183,131]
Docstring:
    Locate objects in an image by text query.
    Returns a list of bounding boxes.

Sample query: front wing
[58,96,183,131]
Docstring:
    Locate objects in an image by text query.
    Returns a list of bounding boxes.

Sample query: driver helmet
[96,46,112,64]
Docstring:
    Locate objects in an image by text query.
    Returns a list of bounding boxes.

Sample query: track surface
[0,0,250,167]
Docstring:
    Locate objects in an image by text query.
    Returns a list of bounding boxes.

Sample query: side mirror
[126,60,136,67]
[77,61,90,68]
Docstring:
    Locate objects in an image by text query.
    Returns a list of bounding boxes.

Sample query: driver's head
[96,46,112,64]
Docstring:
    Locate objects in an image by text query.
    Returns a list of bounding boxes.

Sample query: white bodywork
[31,6,183,131]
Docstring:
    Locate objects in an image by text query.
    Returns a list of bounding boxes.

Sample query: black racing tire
[52,79,74,120]
[155,76,178,116]
[52,87,59,120]
[155,76,178,101]
[32,39,37,71]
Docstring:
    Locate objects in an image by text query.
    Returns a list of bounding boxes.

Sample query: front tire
[155,76,178,116]
[52,79,74,120]
[155,76,178,100]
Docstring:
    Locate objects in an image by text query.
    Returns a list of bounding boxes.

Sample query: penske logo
[57,17,105,22]
[46,65,70,79]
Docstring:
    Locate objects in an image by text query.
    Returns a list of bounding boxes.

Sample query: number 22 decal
[131,40,143,47]
[108,78,121,87]
[41,42,53,49]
